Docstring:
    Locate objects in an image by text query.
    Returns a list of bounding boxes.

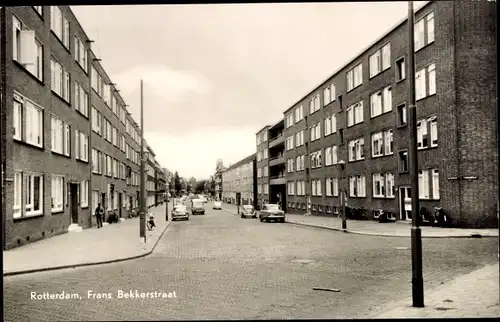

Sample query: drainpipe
[86,40,93,228]
[1,6,7,249]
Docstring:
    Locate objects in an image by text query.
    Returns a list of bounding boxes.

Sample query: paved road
[4,204,498,321]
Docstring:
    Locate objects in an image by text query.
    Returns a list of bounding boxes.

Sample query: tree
[195,180,207,194]
[173,171,182,194]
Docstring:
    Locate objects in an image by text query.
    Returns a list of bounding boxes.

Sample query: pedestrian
[95,203,104,228]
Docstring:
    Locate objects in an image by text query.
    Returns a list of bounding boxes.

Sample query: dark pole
[165,190,169,221]
[408,0,424,307]
[139,80,146,242]
[341,163,346,230]
[1,6,6,249]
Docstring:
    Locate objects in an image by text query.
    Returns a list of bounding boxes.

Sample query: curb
[3,219,173,277]
[285,221,497,238]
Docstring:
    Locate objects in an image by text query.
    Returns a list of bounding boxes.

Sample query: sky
[71,1,427,180]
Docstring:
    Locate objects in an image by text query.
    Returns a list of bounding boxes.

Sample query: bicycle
[147,214,156,231]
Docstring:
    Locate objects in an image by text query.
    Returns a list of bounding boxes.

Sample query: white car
[213,201,222,210]
[172,205,189,221]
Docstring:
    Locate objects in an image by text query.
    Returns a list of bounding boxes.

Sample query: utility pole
[1,6,7,250]
[408,1,424,308]
[139,80,146,243]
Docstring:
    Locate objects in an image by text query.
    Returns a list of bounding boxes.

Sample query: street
[4,204,498,321]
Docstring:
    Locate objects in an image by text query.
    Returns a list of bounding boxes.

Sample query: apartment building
[214,159,226,200]
[1,6,165,249]
[258,1,498,228]
[155,162,167,203]
[221,153,257,206]
[255,126,270,207]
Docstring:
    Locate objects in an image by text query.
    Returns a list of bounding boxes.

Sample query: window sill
[81,206,89,209]
[346,84,362,94]
[51,151,71,158]
[416,92,436,102]
[368,66,390,80]
[370,110,392,120]
[13,138,44,150]
[397,123,408,129]
[396,78,406,84]
[415,40,434,54]
[51,30,71,54]
[372,196,396,199]
[418,145,438,151]
[399,171,409,174]
[348,159,365,163]
[75,60,89,75]
[13,213,44,222]
[76,109,89,119]
[51,90,71,106]
[349,196,367,199]
[13,60,45,85]
[77,159,89,164]
[51,209,64,214]
[33,7,44,19]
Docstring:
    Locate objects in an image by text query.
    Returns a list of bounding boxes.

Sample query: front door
[399,186,412,221]
[70,183,78,224]
[118,193,123,218]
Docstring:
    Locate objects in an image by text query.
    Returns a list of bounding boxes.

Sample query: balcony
[269,155,284,167]
[268,133,284,148]
[269,175,286,185]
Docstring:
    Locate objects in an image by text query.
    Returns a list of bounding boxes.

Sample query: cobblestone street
[4,205,498,321]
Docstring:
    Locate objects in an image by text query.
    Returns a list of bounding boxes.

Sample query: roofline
[282,0,432,115]
[269,118,284,130]
[256,125,271,135]
[223,153,257,171]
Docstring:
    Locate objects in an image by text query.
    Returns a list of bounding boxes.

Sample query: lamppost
[338,160,346,230]
[139,80,146,243]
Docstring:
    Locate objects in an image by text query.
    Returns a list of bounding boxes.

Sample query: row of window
[14,9,142,146]
[257,184,269,194]
[257,166,268,177]
[13,171,89,218]
[282,10,435,131]
[256,149,268,162]
[285,169,439,200]
[256,131,268,146]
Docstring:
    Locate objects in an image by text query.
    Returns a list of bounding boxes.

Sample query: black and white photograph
[1,1,499,320]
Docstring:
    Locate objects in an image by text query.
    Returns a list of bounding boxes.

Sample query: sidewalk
[3,203,174,276]
[368,262,500,318]
[221,203,499,238]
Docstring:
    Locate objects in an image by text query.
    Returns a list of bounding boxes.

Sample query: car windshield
[175,205,187,212]
[265,204,280,211]
[243,206,253,212]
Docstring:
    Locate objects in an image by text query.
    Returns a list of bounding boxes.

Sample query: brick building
[1,6,165,249]
[221,153,257,206]
[255,1,498,228]
[255,126,270,206]
[214,159,226,200]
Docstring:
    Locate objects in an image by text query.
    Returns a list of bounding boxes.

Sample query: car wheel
[241,214,244,218]
[260,217,263,222]
[186,217,189,220]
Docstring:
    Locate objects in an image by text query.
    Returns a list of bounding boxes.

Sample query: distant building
[214,159,226,200]
[222,154,257,207]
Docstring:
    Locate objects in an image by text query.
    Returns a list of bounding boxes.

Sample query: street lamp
[338,160,347,230]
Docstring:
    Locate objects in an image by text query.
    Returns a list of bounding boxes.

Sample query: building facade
[221,153,256,206]
[1,6,165,249]
[256,1,498,228]
[214,159,226,200]
[255,126,270,207]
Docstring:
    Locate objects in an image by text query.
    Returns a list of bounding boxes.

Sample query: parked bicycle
[373,208,396,223]
[433,206,452,227]
[147,213,156,230]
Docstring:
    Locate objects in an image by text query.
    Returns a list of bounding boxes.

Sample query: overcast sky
[71,1,427,180]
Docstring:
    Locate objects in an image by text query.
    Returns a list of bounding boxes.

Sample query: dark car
[240,205,257,219]
[259,204,285,223]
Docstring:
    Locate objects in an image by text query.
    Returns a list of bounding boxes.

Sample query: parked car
[213,201,222,210]
[172,205,189,221]
[191,199,205,215]
[259,204,285,223]
[241,205,257,219]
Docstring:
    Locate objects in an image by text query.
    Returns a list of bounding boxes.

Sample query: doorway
[399,186,412,221]
[119,193,123,218]
[70,183,79,225]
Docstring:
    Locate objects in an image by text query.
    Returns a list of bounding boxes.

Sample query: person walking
[95,203,104,228]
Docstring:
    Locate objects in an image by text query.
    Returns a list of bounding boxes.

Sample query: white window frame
[417,116,437,150]
[415,11,435,52]
[386,173,395,198]
[285,113,294,128]
[418,170,430,199]
[286,136,294,151]
[432,169,439,200]
[348,138,364,162]
[14,93,44,148]
[346,63,363,92]
[323,83,336,106]
[51,116,70,156]
[51,57,70,102]
[51,175,64,212]
[347,101,363,127]
[416,63,436,101]
[287,181,295,196]
[74,36,88,72]
[294,105,304,122]
[369,42,391,78]
[13,16,44,80]
[372,173,386,198]
[24,173,44,216]
[13,171,23,218]
[50,6,70,48]
[310,122,321,141]
[349,175,366,198]
[309,94,320,114]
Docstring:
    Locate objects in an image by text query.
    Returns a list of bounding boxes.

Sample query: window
[74,36,88,72]
[310,150,322,168]
[325,146,338,166]
[323,84,336,106]
[12,16,44,80]
[296,155,304,171]
[113,159,118,178]
[287,181,295,195]
[92,190,99,215]
[294,105,304,122]
[417,116,438,149]
[349,175,366,197]
[310,122,321,141]
[91,107,102,135]
[263,166,268,177]
[373,173,395,198]
[295,130,304,147]
[13,94,43,147]
[296,181,305,196]
[121,134,126,152]
[257,152,262,162]
[33,6,43,15]
[13,171,22,218]
[92,149,99,173]
[50,6,70,48]
[112,127,118,146]
[51,176,64,212]
[263,185,268,194]
[80,180,89,208]
[257,168,262,178]
[263,149,268,159]
[370,86,392,118]
[285,136,294,151]
[120,106,126,124]
[397,103,407,126]
[324,114,337,136]
[339,128,344,144]
[347,101,363,127]
[51,116,70,156]
[106,155,112,176]
[396,57,405,81]
[418,170,430,199]
[398,150,409,173]
[348,138,364,162]
[371,130,393,157]
[386,173,395,198]
[309,94,321,114]
[91,66,104,97]
[287,159,295,173]
[74,82,88,117]
[326,178,339,196]
[369,43,391,78]
[75,130,88,162]
[262,131,267,142]
[285,113,294,128]
[432,169,439,199]
[346,63,363,91]
[311,179,322,196]
[51,58,70,101]
[105,120,112,142]
[415,11,435,51]
[416,63,436,100]
[20,173,44,217]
